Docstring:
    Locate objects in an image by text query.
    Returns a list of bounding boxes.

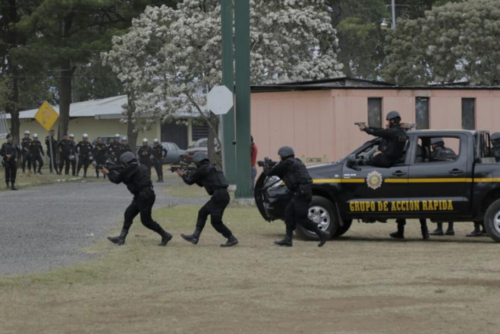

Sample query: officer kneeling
[266,146,329,247]
[176,152,239,247]
[103,152,173,246]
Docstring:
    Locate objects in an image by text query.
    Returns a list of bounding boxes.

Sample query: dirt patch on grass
[1,206,500,334]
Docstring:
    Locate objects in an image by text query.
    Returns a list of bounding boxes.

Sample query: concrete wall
[251,89,500,164]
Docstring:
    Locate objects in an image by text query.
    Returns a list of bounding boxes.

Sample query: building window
[462,98,476,130]
[415,97,430,129]
[192,124,210,141]
[368,98,382,128]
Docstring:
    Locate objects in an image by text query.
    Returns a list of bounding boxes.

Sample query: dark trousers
[196,189,233,238]
[4,160,17,184]
[396,219,428,237]
[95,157,106,177]
[71,159,76,175]
[60,155,71,175]
[22,152,31,172]
[47,152,58,173]
[77,156,91,176]
[123,189,163,234]
[153,159,163,180]
[284,188,317,234]
[368,153,397,168]
[31,155,44,172]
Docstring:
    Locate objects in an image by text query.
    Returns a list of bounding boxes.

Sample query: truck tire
[484,199,500,243]
[333,219,352,238]
[295,196,340,241]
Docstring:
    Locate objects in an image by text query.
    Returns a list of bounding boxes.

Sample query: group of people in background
[1,131,169,190]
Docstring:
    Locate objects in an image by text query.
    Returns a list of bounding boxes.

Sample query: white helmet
[115,134,120,138]
[69,134,75,138]
[24,130,30,135]
[143,138,148,143]
[83,133,88,138]
[33,133,38,138]
[121,136,127,141]
[153,138,159,143]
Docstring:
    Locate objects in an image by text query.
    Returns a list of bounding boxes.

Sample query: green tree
[382,0,500,85]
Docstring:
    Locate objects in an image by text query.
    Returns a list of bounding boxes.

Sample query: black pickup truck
[255,130,500,243]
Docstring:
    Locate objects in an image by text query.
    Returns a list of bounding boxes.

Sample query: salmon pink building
[251,78,500,164]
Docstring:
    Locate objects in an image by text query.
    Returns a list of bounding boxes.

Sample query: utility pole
[391,0,396,30]
[221,0,236,184]
[234,0,252,198]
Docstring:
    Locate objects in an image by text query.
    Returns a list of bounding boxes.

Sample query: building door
[415,97,430,129]
[161,122,188,149]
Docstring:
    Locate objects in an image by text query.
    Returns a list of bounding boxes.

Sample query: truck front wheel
[295,196,340,241]
[483,199,500,243]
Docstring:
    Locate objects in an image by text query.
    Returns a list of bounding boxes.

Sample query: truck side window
[416,137,460,163]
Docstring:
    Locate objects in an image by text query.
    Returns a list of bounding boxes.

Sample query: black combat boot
[107,229,128,245]
[11,183,18,191]
[158,229,173,246]
[390,221,405,239]
[315,227,329,247]
[6,181,10,189]
[274,231,293,247]
[467,222,482,237]
[220,235,239,247]
[445,223,455,236]
[38,169,43,174]
[420,220,429,240]
[181,228,202,245]
[429,222,444,236]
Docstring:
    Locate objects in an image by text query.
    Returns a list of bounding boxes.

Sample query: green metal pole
[221,0,236,184]
[234,0,252,199]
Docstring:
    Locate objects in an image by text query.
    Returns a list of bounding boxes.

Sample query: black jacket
[21,138,32,153]
[29,140,45,157]
[94,143,108,160]
[137,146,153,162]
[267,157,312,193]
[152,145,167,160]
[45,136,58,153]
[58,139,74,156]
[108,141,123,158]
[108,163,153,196]
[76,141,94,157]
[364,124,408,159]
[119,144,132,157]
[182,162,228,195]
[0,142,21,161]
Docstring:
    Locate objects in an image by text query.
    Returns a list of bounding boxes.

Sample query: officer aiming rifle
[170,162,197,175]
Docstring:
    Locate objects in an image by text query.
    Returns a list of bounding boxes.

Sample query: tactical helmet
[83,133,88,139]
[33,134,38,138]
[142,138,148,143]
[120,152,136,164]
[278,146,295,159]
[115,134,120,138]
[154,138,159,143]
[491,132,500,142]
[192,152,208,164]
[431,137,445,146]
[69,134,75,138]
[386,111,401,121]
[24,130,30,135]
[121,136,127,141]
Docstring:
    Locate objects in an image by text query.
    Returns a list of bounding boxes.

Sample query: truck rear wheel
[483,199,500,243]
[295,196,340,241]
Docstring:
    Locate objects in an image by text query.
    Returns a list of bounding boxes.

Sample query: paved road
[0,179,206,275]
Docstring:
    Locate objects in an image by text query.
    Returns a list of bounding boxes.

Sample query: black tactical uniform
[108,140,123,163]
[29,138,45,174]
[45,134,59,174]
[430,139,457,236]
[21,136,32,173]
[137,145,153,169]
[106,153,172,246]
[267,146,329,247]
[76,140,94,177]
[363,124,408,167]
[0,136,21,190]
[180,153,238,247]
[119,143,132,157]
[152,143,167,182]
[58,138,74,175]
[94,142,108,178]
[69,138,77,175]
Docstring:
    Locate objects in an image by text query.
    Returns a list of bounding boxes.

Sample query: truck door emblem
[367,171,383,190]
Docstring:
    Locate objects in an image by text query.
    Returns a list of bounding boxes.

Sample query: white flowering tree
[103,0,343,160]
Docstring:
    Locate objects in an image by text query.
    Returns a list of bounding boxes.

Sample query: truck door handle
[449,169,464,176]
[392,171,407,177]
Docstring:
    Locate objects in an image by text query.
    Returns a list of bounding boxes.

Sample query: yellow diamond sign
[35,101,59,132]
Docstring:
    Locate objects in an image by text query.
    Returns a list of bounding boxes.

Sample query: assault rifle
[97,159,124,173]
[170,161,197,175]
[257,157,278,171]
